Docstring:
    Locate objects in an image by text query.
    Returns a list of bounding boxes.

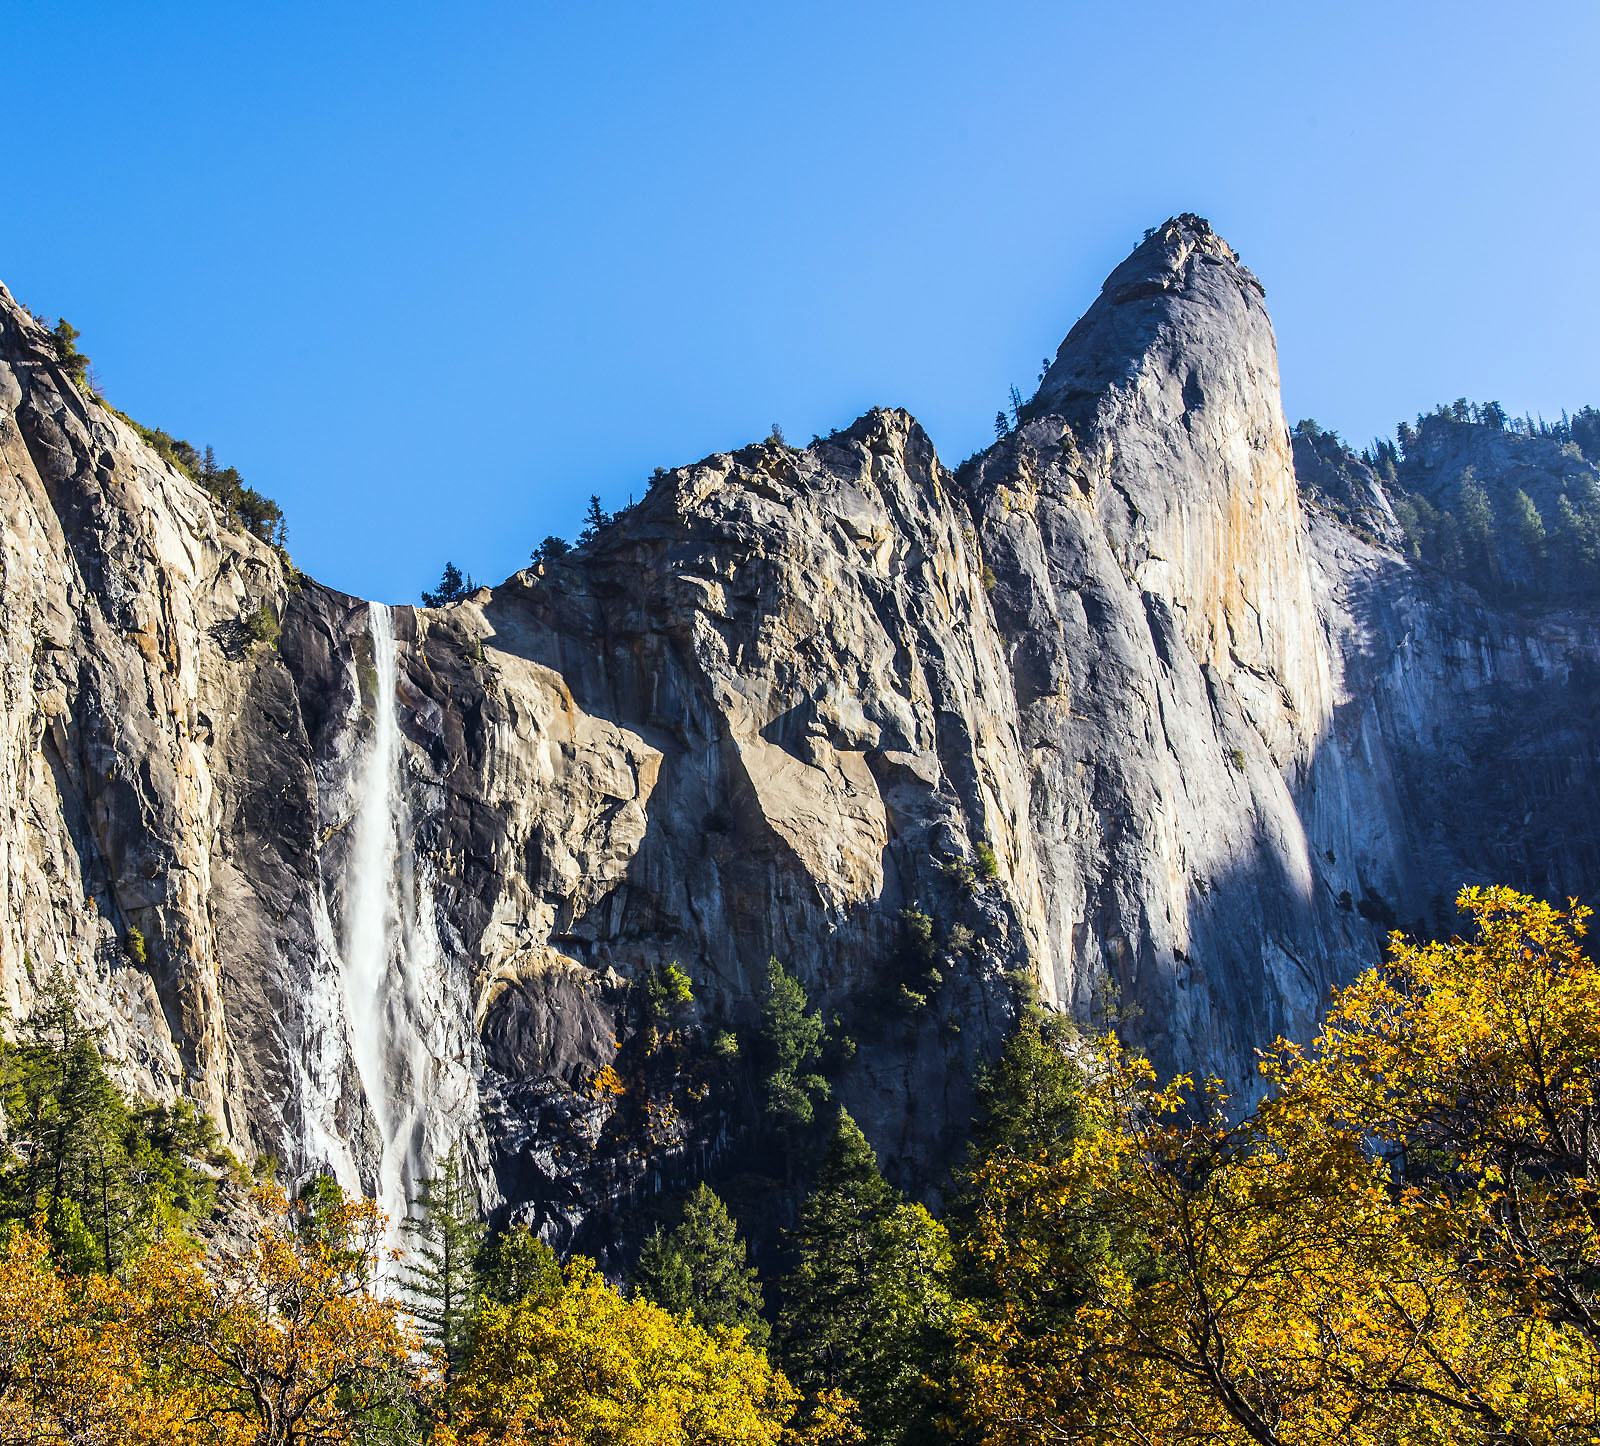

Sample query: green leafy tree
[642,962,694,1019]
[136,426,203,478]
[1512,488,1547,548]
[4,972,140,1273]
[951,1011,1109,1336]
[892,907,942,1010]
[188,443,287,549]
[967,1010,1088,1168]
[0,969,224,1274]
[1508,486,1548,583]
[778,1111,955,1446]
[234,486,287,549]
[402,1145,486,1380]
[1434,505,1465,572]
[532,534,570,565]
[1557,485,1600,586]
[1458,467,1498,578]
[634,1183,767,1345]
[1573,405,1600,461]
[758,958,829,1135]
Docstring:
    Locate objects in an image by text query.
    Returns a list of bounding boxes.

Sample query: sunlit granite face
[3,217,1598,1257]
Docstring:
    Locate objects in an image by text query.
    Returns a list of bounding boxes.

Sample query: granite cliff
[3,214,1596,1251]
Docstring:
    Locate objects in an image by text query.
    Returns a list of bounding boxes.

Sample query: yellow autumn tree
[449,1251,784,1444]
[957,887,1600,1445]
[0,1186,434,1444]
[1268,887,1600,1334]
[1261,884,1600,1438]
[960,1050,1445,1444]
[0,1219,184,1445]
[136,1187,431,1445]
[2,1173,853,1446]
[448,1252,857,1446]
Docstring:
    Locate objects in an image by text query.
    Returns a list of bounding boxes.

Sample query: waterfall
[341,602,416,1246]
[293,602,489,1273]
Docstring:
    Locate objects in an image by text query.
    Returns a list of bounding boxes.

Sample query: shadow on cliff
[1143,543,1600,1105]
[1318,543,1600,930]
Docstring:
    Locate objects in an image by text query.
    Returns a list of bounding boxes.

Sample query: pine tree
[993,410,1009,440]
[779,1112,895,1389]
[421,561,472,607]
[758,958,829,1136]
[1458,468,1498,581]
[634,1183,767,1345]
[7,970,140,1274]
[402,1146,485,1379]
[952,1011,1107,1334]
[474,1220,562,1308]
[1510,488,1547,580]
[634,1224,692,1314]
[577,494,611,545]
[234,485,287,549]
[968,1010,1087,1167]
[778,1110,954,1445]
[531,534,569,566]
[1573,406,1600,462]
[1,969,229,1276]
[49,319,91,390]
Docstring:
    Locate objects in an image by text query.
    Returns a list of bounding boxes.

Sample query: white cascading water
[294,602,489,1274]
[341,601,414,1244]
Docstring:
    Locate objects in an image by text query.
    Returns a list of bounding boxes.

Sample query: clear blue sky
[5,1,1597,603]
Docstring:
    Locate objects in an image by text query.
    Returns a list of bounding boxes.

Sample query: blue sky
[5,1,1597,602]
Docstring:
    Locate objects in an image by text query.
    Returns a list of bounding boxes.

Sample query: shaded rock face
[1399,413,1600,520]
[3,215,1598,1244]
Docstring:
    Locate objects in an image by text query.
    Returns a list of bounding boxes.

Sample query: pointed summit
[1031,213,1265,423]
[1015,213,1327,743]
